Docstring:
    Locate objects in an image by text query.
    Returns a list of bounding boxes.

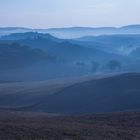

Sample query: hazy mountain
[0,32,126,63]
[0,32,64,53]
[0,32,139,79]
[44,25,140,38]
[120,25,140,32]
[0,42,53,70]
[0,32,62,42]
[1,25,140,39]
[75,34,140,55]
[36,25,140,38]
[42,27,117,39]
[0,27,32,36]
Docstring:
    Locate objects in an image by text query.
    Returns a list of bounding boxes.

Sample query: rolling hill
[0,73,140,114]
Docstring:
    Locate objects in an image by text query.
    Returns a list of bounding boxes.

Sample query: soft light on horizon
[0,0,140,28]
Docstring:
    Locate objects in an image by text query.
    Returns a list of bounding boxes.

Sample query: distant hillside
[0,32,136,63]
[0,27,32,36]
[0,32,62,42]
[76,34,140,43]
[0,32,64,53]
[0,43,53,70]
[0,32,140,81]
[1,25,140,38]
[75,34,140,55]
[41,24,140,38]
[0,32,126,63]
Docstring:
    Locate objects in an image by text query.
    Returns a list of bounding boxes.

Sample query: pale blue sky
[0,0,140,28]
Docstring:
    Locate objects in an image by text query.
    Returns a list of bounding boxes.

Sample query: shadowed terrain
[0,73,140,115]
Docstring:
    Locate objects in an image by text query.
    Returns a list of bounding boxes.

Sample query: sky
[0,0,140,28]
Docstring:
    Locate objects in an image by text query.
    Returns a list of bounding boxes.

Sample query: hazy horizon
[0,0,140,28]
[1,24,140,29]
[0,24,140,30]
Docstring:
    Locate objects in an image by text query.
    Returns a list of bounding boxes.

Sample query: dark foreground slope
[0,110,140,140]
[26,73,140,114]
[0,73,140,114]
